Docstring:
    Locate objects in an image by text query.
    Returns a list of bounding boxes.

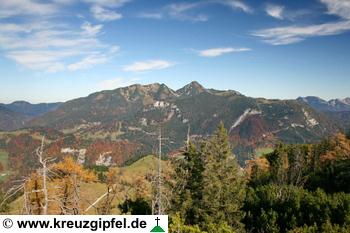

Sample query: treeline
[242,133,350,233]
[1,125,350,233]
[166,126,350,232]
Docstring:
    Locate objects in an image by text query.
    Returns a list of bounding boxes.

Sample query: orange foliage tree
[50,156,96,215]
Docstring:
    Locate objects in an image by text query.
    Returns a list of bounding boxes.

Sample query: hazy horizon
[0,80,349,104]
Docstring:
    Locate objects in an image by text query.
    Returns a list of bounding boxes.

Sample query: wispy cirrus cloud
[166,2,209,22]
[68,55,108,71]
[81,21,103,36]
[220,0,253,13]
[0,0,59,18]
[253,20,350,45]
[320,0,350,19]
[254,0,350,45]
[6,50,73,73]
[138,12,163,19]
[82,0,130,8]
[0,0,125,73]
[90,5,122,21]
[197,47,251,57]
[123,60,175,72]
[0,20,118,72]
[138,2,209,22]
[83,0,130,21]
[265,4,284,19]
[68,46,119,71]
[138,0,252,22]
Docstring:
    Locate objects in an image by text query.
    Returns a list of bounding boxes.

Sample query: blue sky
[0,0,349,103]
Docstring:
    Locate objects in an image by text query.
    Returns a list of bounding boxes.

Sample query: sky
[0,0,349,103]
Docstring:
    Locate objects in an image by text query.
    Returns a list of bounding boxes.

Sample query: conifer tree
[170,123,246,232]
[171,142,204,225]
[200,122,246,232]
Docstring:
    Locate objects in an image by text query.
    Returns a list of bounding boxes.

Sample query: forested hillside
[25,82,341,165]
[1,124,349,232]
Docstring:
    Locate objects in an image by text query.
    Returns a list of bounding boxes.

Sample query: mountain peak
[297,96,327,104]
[298,96,350,112]
[343,98,350,105]
[188,81,203,88]
[115,83,177,101]
[176,81,207,96]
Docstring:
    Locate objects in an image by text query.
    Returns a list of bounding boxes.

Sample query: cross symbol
[155,217,160,226]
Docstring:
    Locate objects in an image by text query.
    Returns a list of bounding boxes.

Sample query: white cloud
[138,12,163,19]
[266,4,284,19]
[139,2,210,22]
[0,0,58,18]
[0,23,37,33]
[82,0,130,8]
[124,60,175,72]
[6,50,76,64]
[97,77,139,90]
[220,0,253,13]
[197,47,251,57]
[91,5,122,21]
[81,22,103,36]
[253,20,350,45]
[68,46,119,71]
[320,0,350,19]
[166,2,209,22]
[83,0,129,23]
[0,28,100,50]
[0,20,117,72]
[6,50,76,72]
[139,0,251,22]
[254,0,350,45]
[68,55,108,71]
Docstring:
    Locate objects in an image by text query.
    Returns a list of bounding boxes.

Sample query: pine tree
[200,122,246,232]
[171,142,204,225]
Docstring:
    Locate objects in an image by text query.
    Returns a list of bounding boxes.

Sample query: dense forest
[1,124,349,233]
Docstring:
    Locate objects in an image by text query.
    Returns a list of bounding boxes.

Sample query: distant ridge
[298,96,350,130]
[297,96,350,112]
[0,101,61,118]
[0,101,61,131]
[27,81,339,164]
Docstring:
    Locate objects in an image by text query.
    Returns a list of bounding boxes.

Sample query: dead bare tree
[36,136,48,214]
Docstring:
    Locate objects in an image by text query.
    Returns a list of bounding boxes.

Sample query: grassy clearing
[0,151,9,181]
[255,147,273,157]
[120,155,159,175]
[80,131,124,141]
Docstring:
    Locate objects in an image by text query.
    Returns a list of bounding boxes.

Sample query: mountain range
[0,82,348,173]
[0,101,61,130]
[297,96,350,112]
[297,96,350,129]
